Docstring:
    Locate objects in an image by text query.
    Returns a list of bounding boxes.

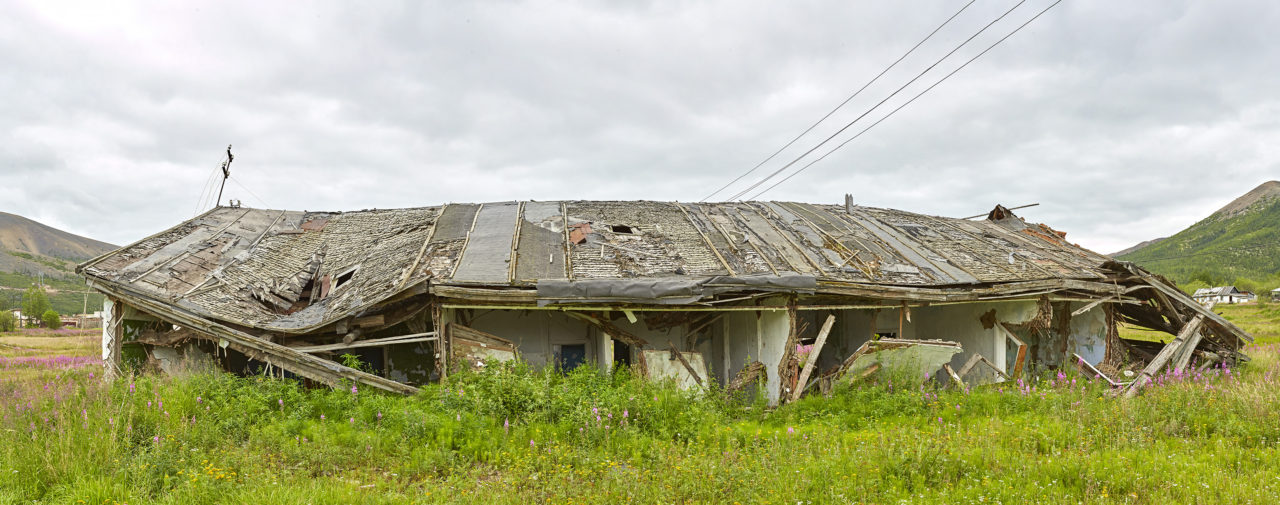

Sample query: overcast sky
[1,0,1276,253]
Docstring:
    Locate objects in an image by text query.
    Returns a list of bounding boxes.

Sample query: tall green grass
[3,346,1280,504]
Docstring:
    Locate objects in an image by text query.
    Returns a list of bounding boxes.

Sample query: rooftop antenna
[215,144,234,207]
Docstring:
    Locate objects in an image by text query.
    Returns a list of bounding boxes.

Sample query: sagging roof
[78,200,1111,333]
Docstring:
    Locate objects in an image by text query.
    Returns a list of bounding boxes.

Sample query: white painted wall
[1066,302,1108,365]
[722,311,759,385]
[914,301,1041,381]
[456,309,594,368]
[757,307,790,406]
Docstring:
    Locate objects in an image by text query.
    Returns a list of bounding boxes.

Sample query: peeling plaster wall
[1066,302,1108,365]
[722,311,759,386]
[912,301,1040,380]
[458,310,595,369]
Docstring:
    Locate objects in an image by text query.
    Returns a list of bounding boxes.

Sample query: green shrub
[0,311,14,332]
[40,309,61,330]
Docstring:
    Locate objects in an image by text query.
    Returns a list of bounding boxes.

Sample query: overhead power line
[725,0,1032,202]
[747,0,1065,200]
[699,0,977,202]
[229,176,270,208]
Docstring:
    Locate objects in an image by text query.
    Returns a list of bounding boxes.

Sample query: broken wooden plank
[848,363,882,383]
[956,352,1010,382]
[725,361,766,395]
[564,312,649,347]
[353,314,385,328]
[1071,295,1115,317]
[942,363,965,388]
[997,323,1028,379]
[1170,326,1205,374]
[956,353,983,378]
[293,332,438,353]
[448,323,516,349]
[1072,353,1130,387]
[667,342,704,387]
[1123,314,1205,398]
[790,314,835,403]
[86,279,418,395]
[1170,302,1214,373]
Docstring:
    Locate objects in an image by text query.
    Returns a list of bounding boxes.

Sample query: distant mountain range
[1116,181,1280,285]
[0,212,116,314]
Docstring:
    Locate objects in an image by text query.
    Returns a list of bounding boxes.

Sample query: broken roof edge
[87,276,419,395]
[76,205,229,275]
[427,276,1133,309]
[81,270,434,336]
[1104,260,1254,344]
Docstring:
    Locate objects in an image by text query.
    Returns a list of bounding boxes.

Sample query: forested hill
[1117,181,1280,291]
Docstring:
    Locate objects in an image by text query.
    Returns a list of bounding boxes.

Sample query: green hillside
[1118,181,1280,293]
[0,212,116,315]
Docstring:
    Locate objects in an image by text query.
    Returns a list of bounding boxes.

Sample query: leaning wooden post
[1123,314,1205,398]
[790,315,836,403]
[1171,302,1214,373]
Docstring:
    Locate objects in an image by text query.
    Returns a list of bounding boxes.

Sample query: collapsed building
[76,199,1252,404]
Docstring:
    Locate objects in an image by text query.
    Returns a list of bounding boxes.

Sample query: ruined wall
[722,311,759,385]
[456,309,595,369]
[912,300,1040,381]
[1065,302,1108,365]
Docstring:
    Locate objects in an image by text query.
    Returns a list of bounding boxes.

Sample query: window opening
[333,267,358,291]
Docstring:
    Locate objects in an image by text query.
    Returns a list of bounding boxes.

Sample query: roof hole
[608,224,635,234]
[333,267,357,290]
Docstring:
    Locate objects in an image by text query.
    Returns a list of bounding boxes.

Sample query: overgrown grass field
[2,310,1279,504]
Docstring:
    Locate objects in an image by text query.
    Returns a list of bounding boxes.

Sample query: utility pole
[215,144,234,207]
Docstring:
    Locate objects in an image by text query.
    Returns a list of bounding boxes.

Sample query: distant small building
[1271,288,1280,301]
[1192,286,1255,304]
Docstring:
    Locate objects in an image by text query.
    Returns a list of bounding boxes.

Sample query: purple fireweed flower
[349,417,354,424]
[504,418,510,435]
[787,426,795,435]
[623,409,628,418]
[377,411,383,421]
[351,385,358,394]
[320,414,326,421]
[197,396,202,404]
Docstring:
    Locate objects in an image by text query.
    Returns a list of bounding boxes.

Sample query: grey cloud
[0,0,1277,255]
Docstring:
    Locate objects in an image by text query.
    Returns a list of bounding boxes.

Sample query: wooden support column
[102,298,124,380]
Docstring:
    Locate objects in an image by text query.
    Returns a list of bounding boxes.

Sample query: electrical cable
[747,0,1065,200]
[229,176,269,207]
[699,0,977,202]
[725,0,1031,201]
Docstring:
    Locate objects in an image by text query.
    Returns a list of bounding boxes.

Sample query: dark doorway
[613,341,632,369]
